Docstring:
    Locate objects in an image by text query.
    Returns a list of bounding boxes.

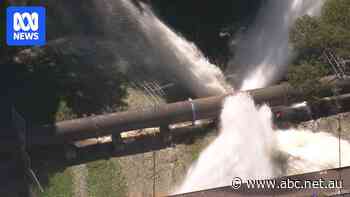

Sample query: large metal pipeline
[30,78,350,145]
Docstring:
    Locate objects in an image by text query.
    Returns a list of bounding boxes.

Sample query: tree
[288,0,350,99]
[291,0,350,57]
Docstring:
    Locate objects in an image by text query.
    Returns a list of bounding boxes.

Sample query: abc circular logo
[6,6,46,46]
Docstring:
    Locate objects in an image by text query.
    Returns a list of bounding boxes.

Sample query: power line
[324,48,345,195]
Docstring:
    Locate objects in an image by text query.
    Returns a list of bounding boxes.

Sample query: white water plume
[175,93,350,194]
[276,129,350,175]
[226,0,325,90]
[93,0,228,98]
[174,0,350,195]
[176,93,277,193]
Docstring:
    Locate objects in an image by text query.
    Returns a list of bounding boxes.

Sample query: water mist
[226,0,325,90]
[92,0,228,98]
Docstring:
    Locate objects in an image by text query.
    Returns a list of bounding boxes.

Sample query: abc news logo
[7,6,46,46]
[13,12,39,40]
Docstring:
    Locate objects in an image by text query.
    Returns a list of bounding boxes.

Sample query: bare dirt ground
[117,132,216,197]
[71,164,88,197]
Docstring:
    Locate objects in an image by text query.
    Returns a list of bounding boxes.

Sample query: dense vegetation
[288,0,350,98]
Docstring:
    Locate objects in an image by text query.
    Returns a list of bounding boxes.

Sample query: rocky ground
[298,113,350,141]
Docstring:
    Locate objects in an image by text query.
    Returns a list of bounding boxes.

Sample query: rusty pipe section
[272,93,350,124]
[32,95,222,144]
[31,78,350,144]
